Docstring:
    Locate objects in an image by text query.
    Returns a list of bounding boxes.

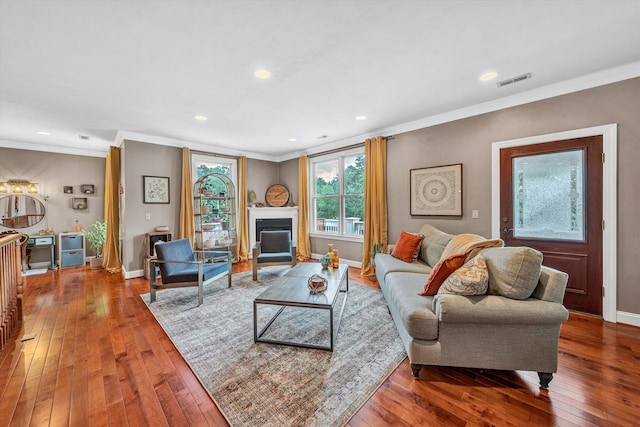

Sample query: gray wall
[386,77,640,315]
[122,140,182,272]
[246,158,279,206]
[0,147,105,263]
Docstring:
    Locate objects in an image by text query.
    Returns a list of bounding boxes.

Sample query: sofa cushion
[440,233,504,261]
[391,231,424,262]
[419,253,466,296]
[438,254,489,296]
[481,247,543,300]
[385,272,439,340]
[417,224,454,267]
[375,254,431,282]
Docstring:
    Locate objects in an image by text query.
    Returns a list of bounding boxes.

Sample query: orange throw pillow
[418,253,467,296]
[391,231,424,263]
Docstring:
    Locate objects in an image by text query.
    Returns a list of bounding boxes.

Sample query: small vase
[72,219,83,232]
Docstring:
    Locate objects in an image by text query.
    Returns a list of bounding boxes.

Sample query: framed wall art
[410,163,462,216]
[143,175,170,204]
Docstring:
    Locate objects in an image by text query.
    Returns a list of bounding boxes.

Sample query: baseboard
[124,268,145,279]
[617,311,640,327]
[310,253,362,269]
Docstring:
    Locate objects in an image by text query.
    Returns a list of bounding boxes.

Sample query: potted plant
[369,242,385,269]
[320,254,332,269]
[85,220,107,269]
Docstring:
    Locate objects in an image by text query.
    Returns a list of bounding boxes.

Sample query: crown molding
[0,139,108,158]
[114,130,281,162]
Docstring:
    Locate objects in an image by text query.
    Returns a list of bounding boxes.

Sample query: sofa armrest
[434,294,569,325]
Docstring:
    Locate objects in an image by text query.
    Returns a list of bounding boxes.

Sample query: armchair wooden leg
[410,363,423,378]
[538,372,553,389]
[150,286,156,303]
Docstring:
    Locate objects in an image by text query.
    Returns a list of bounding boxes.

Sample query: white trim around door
[491,124,617,323]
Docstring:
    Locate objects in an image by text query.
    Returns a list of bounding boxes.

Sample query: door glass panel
[512,150,584,240]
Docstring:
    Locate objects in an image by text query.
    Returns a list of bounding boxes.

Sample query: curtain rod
[187,148,239,160]
[307,136,394,158]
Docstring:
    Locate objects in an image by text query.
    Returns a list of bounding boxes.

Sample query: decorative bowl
[307,274,327,294]
[202,224,215,231]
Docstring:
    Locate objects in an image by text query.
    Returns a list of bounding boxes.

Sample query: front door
[500,136,603,316]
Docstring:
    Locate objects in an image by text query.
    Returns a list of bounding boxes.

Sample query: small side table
[26,234,56,270]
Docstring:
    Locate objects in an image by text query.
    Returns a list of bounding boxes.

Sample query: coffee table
[253,263,348,351]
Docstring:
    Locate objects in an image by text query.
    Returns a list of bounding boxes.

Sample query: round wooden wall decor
[265,184,290,207]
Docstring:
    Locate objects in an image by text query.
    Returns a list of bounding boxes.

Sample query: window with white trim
[191,153,237,189]
[311,149,365,238]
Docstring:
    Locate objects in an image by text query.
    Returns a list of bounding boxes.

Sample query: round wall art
[410,163,462,216]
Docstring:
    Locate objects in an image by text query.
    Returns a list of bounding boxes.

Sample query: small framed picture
[410,163,463,216]
[143,176,170,204]
[63,186,74,194]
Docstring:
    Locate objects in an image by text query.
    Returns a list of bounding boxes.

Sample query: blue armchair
[150,238,232,306]
[252,230,296,280]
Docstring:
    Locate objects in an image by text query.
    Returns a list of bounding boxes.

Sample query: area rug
[142,267,406,427]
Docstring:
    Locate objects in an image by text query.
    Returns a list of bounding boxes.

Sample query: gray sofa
[375,224,569,388]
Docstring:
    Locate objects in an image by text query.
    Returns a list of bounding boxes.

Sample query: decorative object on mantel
[81,184,95,194]
[248,189,257,207]
[255,202,266,207]
[63,186,73,194]
[410,163,463,216]
[265,184,290,207]
[288,197,295,207]
[307,273,327,294]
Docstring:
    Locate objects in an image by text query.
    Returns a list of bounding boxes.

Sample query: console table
[26,234,56,270]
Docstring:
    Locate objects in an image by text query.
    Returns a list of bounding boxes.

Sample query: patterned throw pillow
[438,254,489,296]
[418,253,466,296]
[391,231,424,263]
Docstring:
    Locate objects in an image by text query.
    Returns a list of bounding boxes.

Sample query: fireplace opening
[256,218,293,239]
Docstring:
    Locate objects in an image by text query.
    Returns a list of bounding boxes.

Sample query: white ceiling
[1,0,639,161]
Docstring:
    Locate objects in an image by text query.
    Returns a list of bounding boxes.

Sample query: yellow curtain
[361,136,387,276]
[103,146,122,273]
[297,156,311,261]
[237,156,249,261]
[179,147,194,245]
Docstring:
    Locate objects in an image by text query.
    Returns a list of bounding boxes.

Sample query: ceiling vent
[79,135,90,140]
[496,73,532,88]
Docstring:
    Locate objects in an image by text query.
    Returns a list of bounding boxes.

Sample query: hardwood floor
[1,262,639,426]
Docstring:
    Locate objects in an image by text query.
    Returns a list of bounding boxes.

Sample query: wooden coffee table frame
[253,263,348,351]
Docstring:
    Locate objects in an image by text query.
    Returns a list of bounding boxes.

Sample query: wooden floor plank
[1,262,639,427]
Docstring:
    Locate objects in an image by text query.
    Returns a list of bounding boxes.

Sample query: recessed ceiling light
[36,131,51,135]
[479,72,498,81]
[194,115,208,121]
[254,69,271,79]
[288,138,297,142]
[355,115,367,121]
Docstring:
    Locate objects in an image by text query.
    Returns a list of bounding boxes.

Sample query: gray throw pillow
[482,247,543,300]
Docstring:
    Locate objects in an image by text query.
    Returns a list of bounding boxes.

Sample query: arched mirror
[0,194,47,229]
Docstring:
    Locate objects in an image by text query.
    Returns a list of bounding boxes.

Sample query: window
[311,149,365,238]
[191,153,237,189]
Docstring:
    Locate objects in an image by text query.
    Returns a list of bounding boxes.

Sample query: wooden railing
[1,234,23,352]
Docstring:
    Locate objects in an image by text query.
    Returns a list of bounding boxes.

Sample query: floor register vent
[496,72,532,87]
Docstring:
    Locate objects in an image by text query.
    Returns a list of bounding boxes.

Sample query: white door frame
[491,124,617,322]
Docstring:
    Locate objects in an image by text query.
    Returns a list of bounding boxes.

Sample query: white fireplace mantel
[248,207,298,258]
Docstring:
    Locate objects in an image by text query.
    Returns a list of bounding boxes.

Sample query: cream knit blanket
[440,233,504,261]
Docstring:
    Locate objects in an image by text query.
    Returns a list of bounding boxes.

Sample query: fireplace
[248,207,298,258]
[256,218,292,238]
